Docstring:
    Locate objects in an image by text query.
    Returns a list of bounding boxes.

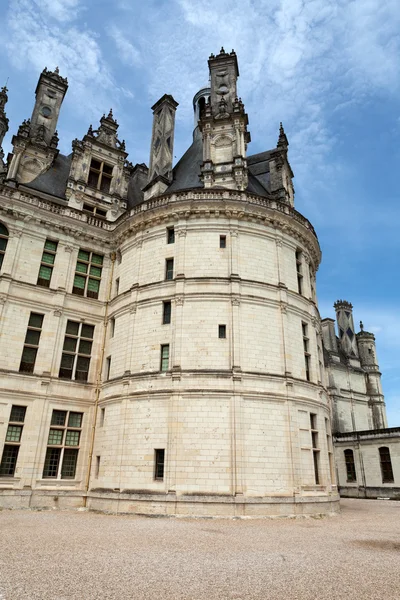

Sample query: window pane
[100,177,111,193]
[78,250,90,262]
[78,339,92,355]
[29,313,44,328]
[38,265,52,281]
[75,356,90,381]
[65,430,80,446]
[89,265,102,277]
[42,252,55,265]
[73,276,86,292]
[48,429,64,445]
[68,412,83,428]
[60,353,74,368]
[91,254,103,266]
[66,321,79,336]
[81,324,95,339]
[44,240,58,252]
[25,329,41,346]
[63,337,77,352]
[76,262,88,274]
[43,447,61,478]
[0,223,9,236]
[87,278,100,292]
[102,164,113,175]
[51,410,67,426]
[61,449,78,478]
[6,425,23,443]
[0,238,7,251]
[0,445,19,476]
[10,406,27,423]
[20,347,38,372]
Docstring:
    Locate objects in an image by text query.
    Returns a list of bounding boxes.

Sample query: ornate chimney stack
[334,300,359,357]
[0,86,9,172]
[144,94,178,200]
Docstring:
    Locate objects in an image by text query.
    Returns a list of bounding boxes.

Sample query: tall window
[160,344,169,372]
[167,227,175,244]
[72,249,103,299]
[219,324,226,339]
[162,301,171,325]
[87,159,113,193]
[220,235,226,249]
[42,410,83,479]
[37,239,58,287]
[154,449,165,480]
[379,446,394,483]
[310,413,320,485]
[325,418,335,484]
[344,449,357,482]
[19,313,44,373]
[0,405,27,476]
[296,249,303,295]
[302,322,311,381]
[165,258,174,281]
[0,222,9,270]
[59,321,94,382]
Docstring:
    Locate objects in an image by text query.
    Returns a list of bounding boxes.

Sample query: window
[220,235,226,249]
[109,317,115,338]
[115,278,120,296]
[0,405,27,476]
[379,447,394,483]
[87,159,113,193]
[296,249,303,295]
[165,258,174,281]
[344,449,357,482]
[42,410,83,479]
[160,344,169,372]
[154,449,165,480]
[0,222,8,270]
[37,239,58,287]
[309,265,316,300]
[19,313,44,373]
[302,322,311,381]
[310,413,319,485]
[99,407,105,427]
[95,456,101,478]
[83,203,107,220]
[105,356,111,381]
[72,249,103,299]
[59,320,94,382]
[219,324,226,339]
[162,301,171,325]
[325,418,335,484]
[167,227,175,244]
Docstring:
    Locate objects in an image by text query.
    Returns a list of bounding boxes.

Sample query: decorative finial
[220,46,225,53]
[108,108,113,119]
[87,124,93,136]
[277,122,288,149]
[55,66,59,74]
[360,320,364,331]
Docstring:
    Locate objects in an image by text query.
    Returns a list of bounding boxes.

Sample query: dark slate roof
[127,164,148,209]
[247,150,273,193]
[25,153,72,200]
[166,133,203,193]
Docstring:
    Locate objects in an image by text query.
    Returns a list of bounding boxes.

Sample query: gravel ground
[0,499,399,600]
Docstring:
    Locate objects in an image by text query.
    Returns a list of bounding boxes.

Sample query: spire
[0,85,9,164]
[277,122,288,150]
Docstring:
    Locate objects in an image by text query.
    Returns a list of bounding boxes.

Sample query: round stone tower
[89,49,339,517]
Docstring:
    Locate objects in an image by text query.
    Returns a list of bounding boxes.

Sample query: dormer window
[83,203,107,220]
[87,159,113,193]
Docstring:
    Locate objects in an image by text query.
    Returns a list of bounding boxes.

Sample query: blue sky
[1,0,399,424]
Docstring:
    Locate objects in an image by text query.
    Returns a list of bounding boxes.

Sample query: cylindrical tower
[357,327,387,429]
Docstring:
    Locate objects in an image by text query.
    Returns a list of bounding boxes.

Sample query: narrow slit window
[296,249,303,295]
[105,356,111,381]
[344,449,357,482]
[95,456,101,478]
[37,239,58,288]
[220,235,226,249]
[162,301,171,325]
[310,413,319,485]
[167,227,175,244]
[302,322,311,381]
[99,407,105,427]
[160,344,169,372]
[19,313,44,374]
[109,317,115,338]
[379,446,394,483]
[165,258,174,281]
[218,324,226,339]
[154,449,165,480]
[0,222,9,271]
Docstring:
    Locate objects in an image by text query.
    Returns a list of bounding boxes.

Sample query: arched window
[344,449,357,482]
[0,223,9,270]
[379,447,394,483]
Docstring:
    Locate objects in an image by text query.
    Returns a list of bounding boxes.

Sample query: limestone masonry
[0,50,398,515]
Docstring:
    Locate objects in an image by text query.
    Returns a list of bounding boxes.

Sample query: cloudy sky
[1,0,400,424]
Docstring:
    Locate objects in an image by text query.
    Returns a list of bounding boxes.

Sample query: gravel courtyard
[0,498,399,600]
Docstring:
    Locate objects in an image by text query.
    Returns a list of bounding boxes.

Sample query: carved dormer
[7,67,68,184]
[0,86,9,179]
[199,48,250,190]
[66,110,133,222]
[268,122,295,206]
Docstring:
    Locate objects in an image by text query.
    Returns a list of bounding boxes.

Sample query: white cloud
[34,0,81,22]
[109,25,141,67]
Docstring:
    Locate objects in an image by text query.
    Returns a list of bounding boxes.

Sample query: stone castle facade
[0,50,398,516]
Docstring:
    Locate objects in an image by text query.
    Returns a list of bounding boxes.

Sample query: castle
[0,50,398,516]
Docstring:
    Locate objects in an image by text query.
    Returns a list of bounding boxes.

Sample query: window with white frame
[42,410,83,479]
[0,405,27,476]
[59,321,94,382]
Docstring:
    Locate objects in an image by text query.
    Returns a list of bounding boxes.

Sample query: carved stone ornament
[175,296,184,306]
[231,296,240,306]
[280,303,288,314]
[53,309,62,317]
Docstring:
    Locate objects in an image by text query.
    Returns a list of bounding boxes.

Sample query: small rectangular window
[379,447,394,483]
[296,250,303,295]
[344,449,357,482]
[105,356,111,381]
[0,405,27,477]
[160,344,169,372]
[220,235,226,249]
[154,449,165,480]
[218,324,226,339]
[99,407,105,427]
[19,313,44,373]
[109,317,115,338]
[95,456,101,478]
[37,239,58,287]
[162,301,171,325]
[165,259,174,281]
[167,227,175,244]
